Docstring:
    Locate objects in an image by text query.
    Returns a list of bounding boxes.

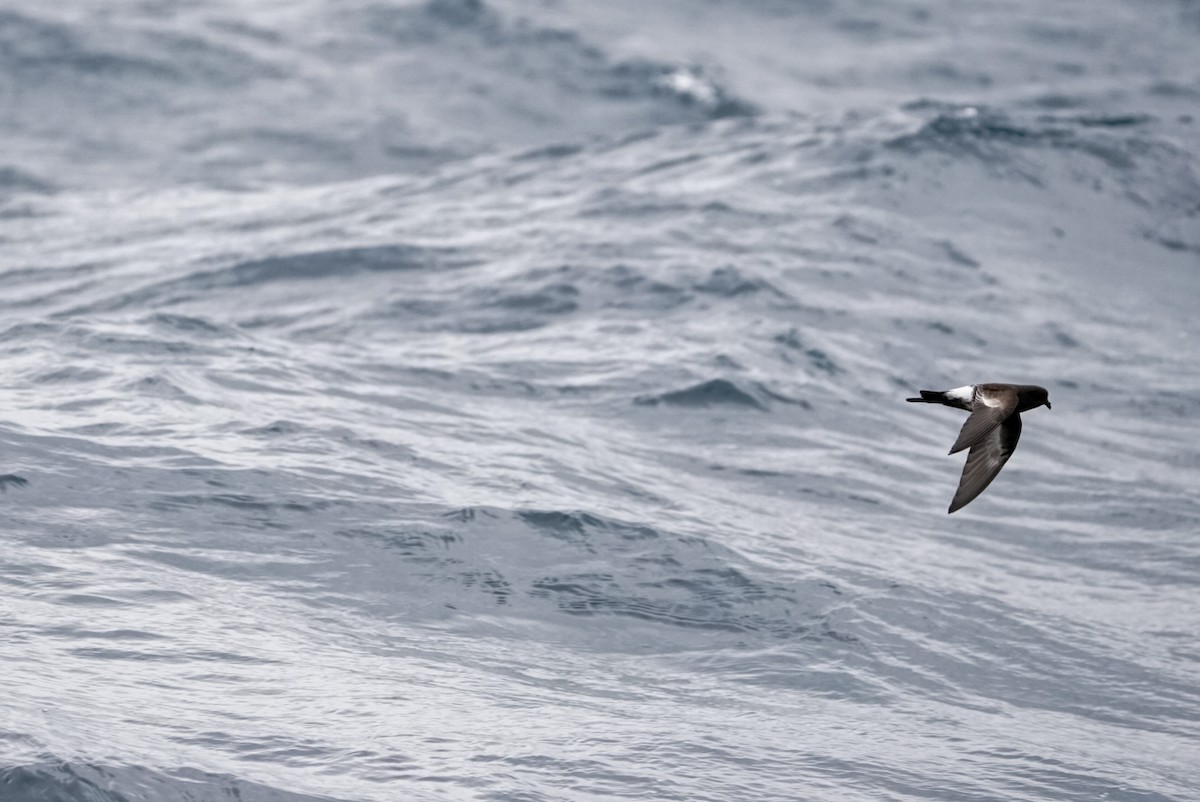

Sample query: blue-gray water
[2,2,1199,800]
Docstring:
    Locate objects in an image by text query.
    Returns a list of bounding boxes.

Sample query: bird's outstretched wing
[948,386,1018,455]
[948,413,1022,513]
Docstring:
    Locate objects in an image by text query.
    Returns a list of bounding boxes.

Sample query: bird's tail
[905,390,944,403]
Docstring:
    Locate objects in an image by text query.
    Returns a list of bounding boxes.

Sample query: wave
[0,761,339,802]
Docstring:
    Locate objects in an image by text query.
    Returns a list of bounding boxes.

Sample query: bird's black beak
[1045,400,1052,410]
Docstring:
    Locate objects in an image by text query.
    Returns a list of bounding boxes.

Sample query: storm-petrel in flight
[907,383,1051,513]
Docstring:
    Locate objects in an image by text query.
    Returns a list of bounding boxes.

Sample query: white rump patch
[945,385,975,404]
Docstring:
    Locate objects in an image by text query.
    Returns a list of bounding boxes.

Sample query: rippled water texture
[2,1,1199,801]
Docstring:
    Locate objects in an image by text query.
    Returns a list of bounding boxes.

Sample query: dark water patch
[78,328,214,358]
[240,420,426,466]
[221,244,456,286]
[515,142,584,161]
[174,733,345,766]
[0,8,281,90]
[890,104,1122,168]
[774,328,843,376]
[69,646,282,665]
[48,593,131,608]
[0,10,179,81]
[141,28,286,86]
[423,0,489,29]
[360,0,498,40]
[0,762,339,802]
[598,264,690,311]
[330,522,523,610]
[432,315,545,336]
[1148,80,1200,99]
[756,384,813,409]
[890,104,1053,161]
[205,17,284,45]
[888,103,1190,187]
[40,625,168,642]
[0,561,64,589]
[0,260,102,294]
[939,240,980,267]
[145,313,240,338]
[909,60,995,89]
[776,163,899,196]
[148,492,319,516]
[488,283,579,314]
[635,379,766,410]
[0,166,55,195]
[0,474,29,491]
[414,270,586,332]
[831,213,889,245]
[529,569,838,639]
[443,508,850,639]
[804,349,839,376]
[442,506,484,523]
[694,266,787,299]
[30,366,109,385]
[122,588,194,604]
[0,201,45,220]
[381,296,449,319]
[834,16,885,38]
[122,374,203,404]
[324,369,540,410]
[1072,113,1156,129]
[893,315,988,346]
[64,647,185,663]
[185,127,358,166]
[386,507,850,639]
[335,526,463,558]
[205,366,313,399]
[634,152,704,175]
[243,420,305,437]
[71,244,466,316]
[580,187,705,218]
[518,509,659,542]
[1022,20,1105,46]
[1046,324,1082,348]
[1142,229,1200,254]
[1027,92,1086,110]
[458,569,514,605]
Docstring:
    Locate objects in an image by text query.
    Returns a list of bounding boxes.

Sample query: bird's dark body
[906,383,1051,513]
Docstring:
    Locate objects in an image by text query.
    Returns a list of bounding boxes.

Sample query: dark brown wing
[948,387,1018,455]
[948,413,1022,513]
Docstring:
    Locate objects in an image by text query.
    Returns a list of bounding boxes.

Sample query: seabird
[907,383,1051,513]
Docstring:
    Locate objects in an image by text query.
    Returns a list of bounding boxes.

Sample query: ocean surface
[2,1,1199,800]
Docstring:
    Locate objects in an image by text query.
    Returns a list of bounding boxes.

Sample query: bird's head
[1015,385,1051,412]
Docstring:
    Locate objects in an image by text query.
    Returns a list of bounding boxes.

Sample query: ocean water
[2,1,1199,800]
